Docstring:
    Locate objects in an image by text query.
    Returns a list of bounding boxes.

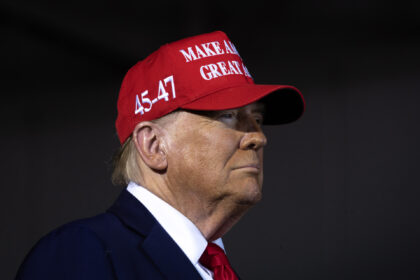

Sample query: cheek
[170,129,238,183]
[193,135,236,174]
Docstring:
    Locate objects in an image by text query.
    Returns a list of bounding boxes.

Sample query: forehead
[215,101,265,116]
[240,102,265,112]
[186,101,265,116]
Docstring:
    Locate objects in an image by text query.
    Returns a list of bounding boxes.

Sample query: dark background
[1,0,420,279]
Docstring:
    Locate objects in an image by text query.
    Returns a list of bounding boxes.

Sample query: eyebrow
[241,103,265,118]
[251,103,265,114]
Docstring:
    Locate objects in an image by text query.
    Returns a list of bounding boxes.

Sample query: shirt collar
[126,181,224,265]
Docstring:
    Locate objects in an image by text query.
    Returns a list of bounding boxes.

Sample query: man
[16,31,304,279]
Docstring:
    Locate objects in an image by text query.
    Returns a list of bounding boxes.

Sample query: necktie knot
[199,243,238,280]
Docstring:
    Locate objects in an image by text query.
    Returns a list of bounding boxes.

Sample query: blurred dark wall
[1,1,419,279]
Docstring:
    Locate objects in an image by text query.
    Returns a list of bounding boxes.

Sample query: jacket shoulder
[16,213,119,280]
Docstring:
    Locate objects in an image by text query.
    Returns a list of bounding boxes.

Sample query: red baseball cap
[116,31,305,144]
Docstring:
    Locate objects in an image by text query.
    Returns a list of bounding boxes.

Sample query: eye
[219,113,234,119]
[216,111,238,127]
[253,114,264,125]
[218,111,237,120]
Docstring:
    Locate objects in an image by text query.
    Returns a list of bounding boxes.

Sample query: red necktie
[199,243,238,280]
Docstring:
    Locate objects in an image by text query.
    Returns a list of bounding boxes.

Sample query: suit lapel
[108,189,155,236]
[142,222,203,280]
[108,189,202,280]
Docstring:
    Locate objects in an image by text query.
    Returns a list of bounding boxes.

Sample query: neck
[193,202,250,241]
[141,176,252,241]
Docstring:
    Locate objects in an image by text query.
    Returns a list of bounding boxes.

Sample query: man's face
[164,102,267,208]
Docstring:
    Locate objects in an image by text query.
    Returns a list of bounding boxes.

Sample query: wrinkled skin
[135,101,267,240]
[163,102,267,240]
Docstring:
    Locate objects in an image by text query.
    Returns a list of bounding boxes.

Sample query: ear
[132,122,168,171]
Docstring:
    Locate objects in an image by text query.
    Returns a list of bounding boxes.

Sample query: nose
[238,114,267,150]
[239,131,267,150]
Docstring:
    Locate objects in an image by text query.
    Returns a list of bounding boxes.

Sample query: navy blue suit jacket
[16,189,204,280]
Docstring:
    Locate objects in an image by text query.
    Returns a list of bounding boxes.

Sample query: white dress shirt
[127,181,225,280]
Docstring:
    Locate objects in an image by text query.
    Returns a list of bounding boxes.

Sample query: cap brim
[180,84,305,125]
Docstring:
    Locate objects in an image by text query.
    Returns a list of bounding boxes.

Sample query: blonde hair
[111,135,141,186]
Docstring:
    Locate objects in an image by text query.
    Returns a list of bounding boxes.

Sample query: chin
[236,182,263,205]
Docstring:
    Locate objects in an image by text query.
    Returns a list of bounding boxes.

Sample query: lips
[233,163,261,171]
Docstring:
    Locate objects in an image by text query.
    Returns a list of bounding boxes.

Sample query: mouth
[233,164,261,172]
